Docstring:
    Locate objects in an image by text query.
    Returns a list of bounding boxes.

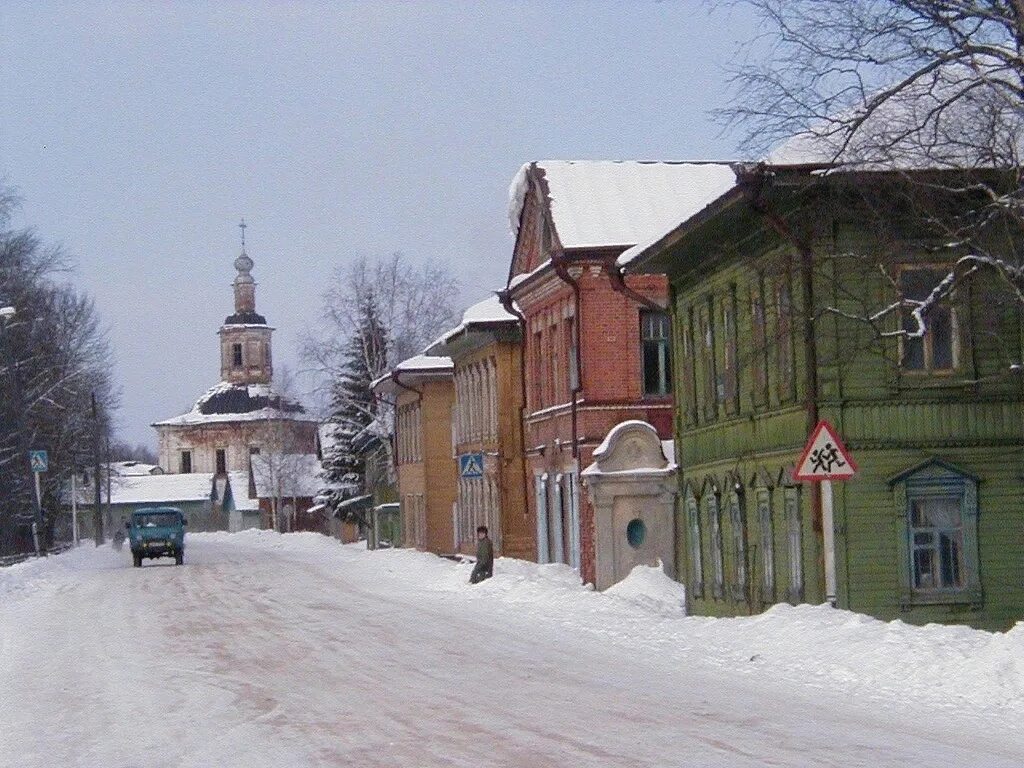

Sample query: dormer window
[232,343,243,368]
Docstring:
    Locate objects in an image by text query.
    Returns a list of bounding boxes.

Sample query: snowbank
[605,562,686,615]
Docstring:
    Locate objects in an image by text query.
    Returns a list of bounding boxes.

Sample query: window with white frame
[728,489,747,599]
[705,488,724,598]
[685,490,703,598]
[535,474,550,564]
[756,488,775,603]
[784,486,803,602]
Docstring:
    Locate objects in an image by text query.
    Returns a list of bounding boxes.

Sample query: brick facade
[508,179,672,585]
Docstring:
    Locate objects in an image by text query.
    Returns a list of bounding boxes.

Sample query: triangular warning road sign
[793,420,857,481]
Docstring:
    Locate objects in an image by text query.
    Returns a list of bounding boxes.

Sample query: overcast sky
[1,1,759,447]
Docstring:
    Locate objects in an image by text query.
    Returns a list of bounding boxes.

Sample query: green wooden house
[620,164,1024,631]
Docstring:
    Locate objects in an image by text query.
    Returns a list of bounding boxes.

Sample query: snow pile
[507,162,530,235]
[605,562,686,615]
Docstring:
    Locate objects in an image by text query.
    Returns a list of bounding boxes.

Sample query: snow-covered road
[1,532,1021,768]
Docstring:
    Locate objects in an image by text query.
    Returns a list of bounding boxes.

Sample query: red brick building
[501,160,735,583]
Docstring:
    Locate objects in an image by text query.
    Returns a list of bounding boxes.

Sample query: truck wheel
[175,552,183,566]
[133,553,141,568]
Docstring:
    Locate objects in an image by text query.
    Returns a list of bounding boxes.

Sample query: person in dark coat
[469,525,494,584]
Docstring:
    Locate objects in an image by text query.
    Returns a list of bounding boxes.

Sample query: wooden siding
[664,194,1024,630]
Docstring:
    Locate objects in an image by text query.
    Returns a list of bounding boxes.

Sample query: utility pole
[70,461,79,546]
[91,392,104,545]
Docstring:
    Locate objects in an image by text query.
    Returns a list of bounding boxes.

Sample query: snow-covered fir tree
[322,294,389,515]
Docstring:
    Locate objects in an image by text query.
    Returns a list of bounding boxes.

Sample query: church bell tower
[218,220,274,385]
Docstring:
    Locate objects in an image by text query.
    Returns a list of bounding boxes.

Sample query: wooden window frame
[685,489,704,599]
[784,485,804,603]
[705,488,725,599]
[728,489,747,601]
[640,310,672,399]
[892,462,982,608]
[897,265,961,376]
[756,487,775,604]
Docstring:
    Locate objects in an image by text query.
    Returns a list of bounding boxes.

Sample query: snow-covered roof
[250,453,325,498]
[109,461,163,477]
[106,473,215,505]
[508,161,737,249]
[765,60,1020,170]
[227,471,259,511]
[616,178,741,269]
[395,354,453,373]
[153,381,313,427]
[426,295,520,353]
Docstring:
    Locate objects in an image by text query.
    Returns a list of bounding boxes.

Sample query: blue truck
[126,507,187,567]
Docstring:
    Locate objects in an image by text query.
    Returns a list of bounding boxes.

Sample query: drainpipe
[739,165,831,604]
[497,288,532,533]
[607,257,667,312]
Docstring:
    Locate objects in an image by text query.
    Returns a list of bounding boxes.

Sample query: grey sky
[1,1,758,447]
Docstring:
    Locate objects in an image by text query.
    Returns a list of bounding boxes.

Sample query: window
[700,302,717,421]
[776,277,795,401]
[532,330,543,410]
[685,491,703,598]
[682,307,698,425]
[756,488,775,603]
[784,487,803,602]
[721,290,738,412]
[215,448,227,475]
[705,488,724,598]
[910,496,964,590]
[900,268,957,372]
[566,317,579,392]
[750,282,768,406]
[249,446,261,456]
[641,311,672,397]
[729,490,747,600]
[535,474,550,564]
[179,450,192,474]
[551,321,561,403]
[892,460,980,606]
[232,343,243,368]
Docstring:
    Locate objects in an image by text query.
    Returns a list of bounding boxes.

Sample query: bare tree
[303,252,460,388]
[0,190,118,553]
[303,253,459,508]
[250,367,315,532]
[722,1,1024,364]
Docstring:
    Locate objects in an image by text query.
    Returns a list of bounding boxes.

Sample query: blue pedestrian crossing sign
[459,453,484,478]
[28,450,48,473]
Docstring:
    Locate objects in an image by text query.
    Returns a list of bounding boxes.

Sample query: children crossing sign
[459,453,484,478]
[28,450,48,473]
[793,421,857,482]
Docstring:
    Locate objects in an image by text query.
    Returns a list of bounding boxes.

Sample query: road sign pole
[821,479,836,606]
[71,470,80,547]
[32,469,45,557]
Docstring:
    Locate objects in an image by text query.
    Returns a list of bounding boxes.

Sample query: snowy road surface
[1,532,1021,768]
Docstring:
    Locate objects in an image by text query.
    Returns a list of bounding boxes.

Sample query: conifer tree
[322,294,389,515]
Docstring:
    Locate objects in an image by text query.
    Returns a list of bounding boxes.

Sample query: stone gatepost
[581,420,678,590]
